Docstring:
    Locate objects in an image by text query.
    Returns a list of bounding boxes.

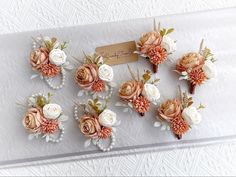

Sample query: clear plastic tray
[1,7,236,168]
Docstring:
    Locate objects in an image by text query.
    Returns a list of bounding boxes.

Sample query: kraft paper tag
[95,41,138,65]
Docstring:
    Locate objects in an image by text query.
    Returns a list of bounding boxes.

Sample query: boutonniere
[117,65,161,116]
[154,86,204,139]
[21,93,68,143]
[175,39,217,94]
[74,98,120,152]
[75,53,116,99]
[136,19,177,73]
[30,36,73,89]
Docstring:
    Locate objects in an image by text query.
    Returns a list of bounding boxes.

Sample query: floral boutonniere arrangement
[136,20,177,73]
[22,93,68,143]
[176,39,217,94]
[117,66,160,116]
[75,53,116,99]
[154,86,204,139]
[74,98,120,152]
[30,36,73,90]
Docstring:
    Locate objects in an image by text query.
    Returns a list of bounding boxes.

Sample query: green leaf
[166,28,174,35]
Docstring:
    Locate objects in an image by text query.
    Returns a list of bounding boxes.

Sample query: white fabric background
[0,0,236,176]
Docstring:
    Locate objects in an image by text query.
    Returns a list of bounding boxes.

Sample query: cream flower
[202,60,216,79]
[161,36,177,54]
[43,103,62,119]
[142,83,160,104]
[98,109,117,127]
[98,64,114,82]
[49,49,67,66]
[182,106,202,125]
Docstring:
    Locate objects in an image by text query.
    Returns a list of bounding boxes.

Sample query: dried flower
[147,46,168,65]
[79,115,101,138]
[98,127,112,139]
[189,68,206,85]
[176,52,204,72]
[137,31,162,54]
[91,79,105,92]
[118,80,143,102]
[30,47,49,71]
[75,64,98,89]
[41,63,60,77]
[41,119,59,134]
[170,116,189,137]
[133,96,150,114]
[158,99,182,121]
[22,107,44,133]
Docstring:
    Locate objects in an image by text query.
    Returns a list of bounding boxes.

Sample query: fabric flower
[41,119,59,134]
[98,64,114,82]
[158,99,181,121]
[170,116,189,137]
[49,49,67,66]
[75,64,98,89]
[118,80,143,102]
[91,79,105,92]
[41,63,60,77]
[98,109,117,127]
[202,60,217,79]
[43,103,62,119]
[142,83,160,104]
[133,96,150,114]
[189,68,206,85]
[182,106,202,125]
[79,115,101,138]
[30,48,49,71]
[137,31,162,54]
[98,127,112,139]
[147,46,168,65]
[161,36,177,54]
[22,107,44,133]
[176,52,204,72]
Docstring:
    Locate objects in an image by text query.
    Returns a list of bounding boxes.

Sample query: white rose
[182,106,202,125]
[98,64,114,82]
[202,60,216,79]
[161,36,177,54]
[49,49,67,66]
[98,109,117,127]
[142,83,160,104]
[43,103,62,119]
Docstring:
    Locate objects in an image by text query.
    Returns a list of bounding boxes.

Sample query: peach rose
[158,99,182,121]
[118,80,143,102]
[30,47,49,71]
[79,115,101,138]
[176,52,204,72]
[137,31,162,54]
[75,64,98,89]
[22,107,44,133]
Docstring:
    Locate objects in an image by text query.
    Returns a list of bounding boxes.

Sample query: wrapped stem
[189,82,196,94]
[153,64,158,73]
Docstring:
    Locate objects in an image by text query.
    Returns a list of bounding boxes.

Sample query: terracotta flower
[158,99,182,121]
[41,63,60,77]
[98,127,112,139]
[118,80,143,102]
[41,119,59,134]
[176,52,204,72]
[79,115,101,138]
[147,46,168,65]
[91,79,105,92]
[75,64,98,89]
[22,107,44,133]
[170,116,189,139]
[137,31,162,54]
[133,96,150,115]
[30,48,49,71]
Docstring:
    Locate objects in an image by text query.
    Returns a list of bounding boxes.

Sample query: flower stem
[139,112,144,117]
[189,82,196,94]
[153,64,158,73]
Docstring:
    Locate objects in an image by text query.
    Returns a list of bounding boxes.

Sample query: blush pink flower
[91,79,105,92]
[41,119,59,134]
[133,96,150,114]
